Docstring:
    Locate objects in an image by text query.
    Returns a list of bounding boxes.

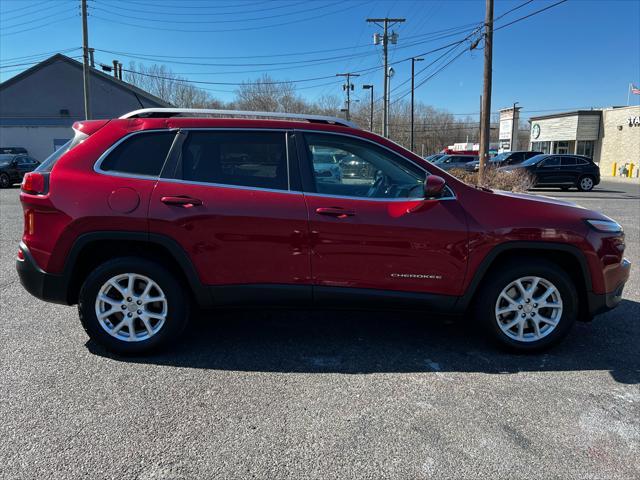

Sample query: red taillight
[17,249,24,261]
[21,172,48,195]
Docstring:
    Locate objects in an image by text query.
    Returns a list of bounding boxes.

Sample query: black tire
[577,175,595,192]
[78,257,190,355]
[475,258,577,352]
[0,173,11,188]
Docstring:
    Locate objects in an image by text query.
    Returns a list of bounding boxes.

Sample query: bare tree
[124,62,219,108]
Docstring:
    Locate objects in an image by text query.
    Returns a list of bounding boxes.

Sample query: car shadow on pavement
[87,299,640,384]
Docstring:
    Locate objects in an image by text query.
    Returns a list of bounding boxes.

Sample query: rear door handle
[315,207,355,219]
[161,195,203,207]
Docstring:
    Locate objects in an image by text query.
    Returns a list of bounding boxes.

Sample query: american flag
[632,84,640,95]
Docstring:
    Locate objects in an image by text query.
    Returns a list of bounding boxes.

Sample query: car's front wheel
[78,257,190,355]
[476,259,577,352]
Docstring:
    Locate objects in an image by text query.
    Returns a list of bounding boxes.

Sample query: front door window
[304,133,425,199]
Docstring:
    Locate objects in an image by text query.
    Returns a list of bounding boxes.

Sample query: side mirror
[424,175,446,199]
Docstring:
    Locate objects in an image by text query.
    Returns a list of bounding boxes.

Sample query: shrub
[448,167,534,192]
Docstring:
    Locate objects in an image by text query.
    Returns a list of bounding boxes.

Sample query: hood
[493,189,586,209]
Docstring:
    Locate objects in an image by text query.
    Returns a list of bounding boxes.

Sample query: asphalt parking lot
[1,179,638,479]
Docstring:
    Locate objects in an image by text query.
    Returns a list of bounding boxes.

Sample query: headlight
[585,219,623,233]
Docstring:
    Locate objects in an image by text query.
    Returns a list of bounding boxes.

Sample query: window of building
[101,132,176,177]
[576,140,594,158]
[177,131,288,190]
[531,141,550,154]
[554,141,571,154]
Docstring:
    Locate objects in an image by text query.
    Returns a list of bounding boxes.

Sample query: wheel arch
[457,242,592,320]
[64,231,212,307]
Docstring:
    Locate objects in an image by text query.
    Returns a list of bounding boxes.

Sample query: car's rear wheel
[0,173,11,188]
[476,259,577,352]
[577,175,595,192]
[78,257,189,354]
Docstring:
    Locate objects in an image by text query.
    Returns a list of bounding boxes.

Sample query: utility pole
[336,73,359,121]
[510,101,519,151]
[410,56,424,152]
[363,84,374,132]
[81,0,92,120]
[367,17,405,138]
[478,0,493,184]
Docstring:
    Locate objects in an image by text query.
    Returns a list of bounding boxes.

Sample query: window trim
[296,129,456,202]
[94,129,179,181]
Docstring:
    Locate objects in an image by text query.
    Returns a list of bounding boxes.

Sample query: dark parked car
[0,147,28,155]
[499,154,600,191]
[432,154,479,171]
[424,153,445,163]
[0,154,40,188]
[465,151,542,172]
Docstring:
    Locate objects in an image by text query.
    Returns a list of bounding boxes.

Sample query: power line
[111,0,268,10]
[92,23,480,61]
[1,0,73,23]
[100,0,306,17]
[0,15,78,37]
[0,0,53,16]
[0,47,80,63]
[91,2,367,34]
[495,0,568,31]
[94,28,481,73]
[0,6,75,31]
[91,1,343,25]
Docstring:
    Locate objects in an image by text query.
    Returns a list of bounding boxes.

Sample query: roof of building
[528,109,603,121]
[0,54,171,108]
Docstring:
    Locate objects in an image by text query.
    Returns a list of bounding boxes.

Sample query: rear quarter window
[100,131,176,177]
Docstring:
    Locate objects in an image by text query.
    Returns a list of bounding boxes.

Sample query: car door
[559,156,579,184]
[535,156,562,184]
[298,131,469,300]
[148,129,312,301]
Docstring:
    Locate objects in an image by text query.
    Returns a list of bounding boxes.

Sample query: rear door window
[561,157,576,166]
[175,130,288,190]
[100,131,176,177]
[541,156,560,167]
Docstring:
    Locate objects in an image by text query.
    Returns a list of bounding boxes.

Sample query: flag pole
[628,83,631,106]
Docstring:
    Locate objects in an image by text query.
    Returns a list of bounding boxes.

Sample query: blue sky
[1,0,639,119]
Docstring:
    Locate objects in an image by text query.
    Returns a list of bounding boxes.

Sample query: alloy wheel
[580,177,594,191]
[494,276,563,343]
[94,273,168,342]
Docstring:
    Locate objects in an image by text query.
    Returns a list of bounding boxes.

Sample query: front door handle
[315,207,355,219]
[161,195,203,207]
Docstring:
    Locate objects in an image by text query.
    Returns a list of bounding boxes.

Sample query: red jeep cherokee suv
[16,109,630,354]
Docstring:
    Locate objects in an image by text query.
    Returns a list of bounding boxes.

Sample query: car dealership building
[529,105,640,176]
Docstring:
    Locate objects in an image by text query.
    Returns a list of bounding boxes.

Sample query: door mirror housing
[424,175,446,199]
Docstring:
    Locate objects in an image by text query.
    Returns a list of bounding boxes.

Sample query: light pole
[363,84,374,132]
[410,57,424,152]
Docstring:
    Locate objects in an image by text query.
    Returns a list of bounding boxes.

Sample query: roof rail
[119,108,358,128]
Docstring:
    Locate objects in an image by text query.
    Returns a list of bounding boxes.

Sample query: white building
[529,106,640,176]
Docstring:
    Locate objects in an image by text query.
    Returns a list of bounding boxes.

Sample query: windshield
[519,154,547,167]
[490,152,509,162]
